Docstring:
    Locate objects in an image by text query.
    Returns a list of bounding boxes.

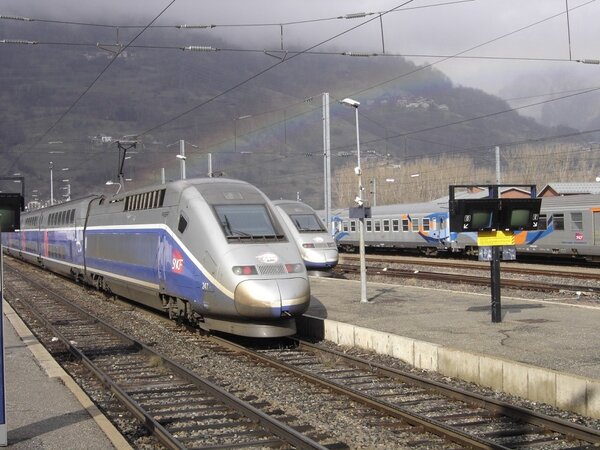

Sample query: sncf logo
[171,249,184,273]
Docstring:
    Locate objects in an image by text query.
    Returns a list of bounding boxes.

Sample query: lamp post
[341,97,368,303]
[49,162,54,205]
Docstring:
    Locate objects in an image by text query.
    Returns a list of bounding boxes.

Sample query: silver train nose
[234,278,310,319]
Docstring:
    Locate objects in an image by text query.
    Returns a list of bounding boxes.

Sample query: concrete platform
[2,300,131,449]
[299,276,600,419]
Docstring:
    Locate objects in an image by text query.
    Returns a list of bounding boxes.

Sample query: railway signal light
[449,198,541,233]
[0,193,23,232]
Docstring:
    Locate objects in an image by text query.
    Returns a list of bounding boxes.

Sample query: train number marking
[202,282,210,291]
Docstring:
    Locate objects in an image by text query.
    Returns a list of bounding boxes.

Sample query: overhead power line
[0,1,475,29]
[7,0,178,175]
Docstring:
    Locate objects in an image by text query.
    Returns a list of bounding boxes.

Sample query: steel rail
[341,254,600,280]
[295,339,600,445]
[3,265,328,450]
[337,263,600,293]
[209,335,512,450]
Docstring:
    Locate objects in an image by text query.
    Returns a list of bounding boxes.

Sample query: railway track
[4,258,600,449]
[340,254,600,281]
[337,256,600,294]
[3,265,328,450]
[223,337,600,450]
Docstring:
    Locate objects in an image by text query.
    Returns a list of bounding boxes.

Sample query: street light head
[176,154,187,160]
[596,176,600,182]
[341,98,360,108]
[354,166,362,175]
[354,196,364,206]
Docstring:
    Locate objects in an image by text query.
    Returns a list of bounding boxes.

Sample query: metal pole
[371,178,377,206]
[161,168,165,184]
[322,93,331,232]
[495,146,501,184]
[49,162,54,205]
[355,107,368,304]
[491,246,502,322]
[0,237,5,446]
[208,153,213,177]
[179,140,186,180]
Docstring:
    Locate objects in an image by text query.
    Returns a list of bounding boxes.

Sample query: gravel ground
[7,258,600,449]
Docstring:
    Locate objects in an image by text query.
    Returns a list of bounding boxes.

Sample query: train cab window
[571,212,583,231]
[69,209,75,224]
[401,219,409,232]
[383,220,390,232]
[178,214,188,234]
[366,220,372,232]
[374,220,381,232]
[392,219,399,232]
[552,214,564,231]
[289,214,326,232]
[422,218,430,232]
[350,220,356,232]
[214,204,283,241]
[538,214,547,230]
[412,218,420,232]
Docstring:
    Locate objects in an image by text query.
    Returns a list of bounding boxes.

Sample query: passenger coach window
[350,221,356,232]
[392,219,399,232]
[538,214,547,230]
[412,218,420,232]
[383,219,390,232]
[423,218,430,231]
[342,221,348,232]
[552,214,564,230]
[366,220,372,232]
[402,219,409,232]
[374,220,381,232]
[571,212,583,231]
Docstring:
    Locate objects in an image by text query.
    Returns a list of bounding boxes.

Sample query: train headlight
[285,263,304,274]
[302,243,315,248]
[232,265,258,276]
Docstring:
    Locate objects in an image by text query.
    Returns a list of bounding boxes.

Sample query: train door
[594,209,600,245]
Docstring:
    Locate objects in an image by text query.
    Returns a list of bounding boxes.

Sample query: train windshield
[214,205,284,241]
[289,214,326,232]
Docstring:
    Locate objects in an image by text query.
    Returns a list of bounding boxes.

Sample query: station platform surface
[303,276,600,418]
[2,301,130,449]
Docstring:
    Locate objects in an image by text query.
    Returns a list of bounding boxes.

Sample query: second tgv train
[331,194,600,262]
[2,178,311,337]
[272,200,338,271]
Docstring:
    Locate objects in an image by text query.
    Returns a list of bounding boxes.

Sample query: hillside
[0,22,586,207]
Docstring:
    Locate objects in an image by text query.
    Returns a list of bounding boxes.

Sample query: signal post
[449,185,541,323]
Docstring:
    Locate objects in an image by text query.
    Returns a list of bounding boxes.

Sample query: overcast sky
[3,0,600,116]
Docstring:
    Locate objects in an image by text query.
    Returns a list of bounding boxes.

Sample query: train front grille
[257,264,287,275]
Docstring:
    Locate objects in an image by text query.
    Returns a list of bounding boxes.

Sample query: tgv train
[2,178,311,337]
[272,200,338,271]
[331,194,600,262]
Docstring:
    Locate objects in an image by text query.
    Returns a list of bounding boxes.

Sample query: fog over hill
[1,17,597,207]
